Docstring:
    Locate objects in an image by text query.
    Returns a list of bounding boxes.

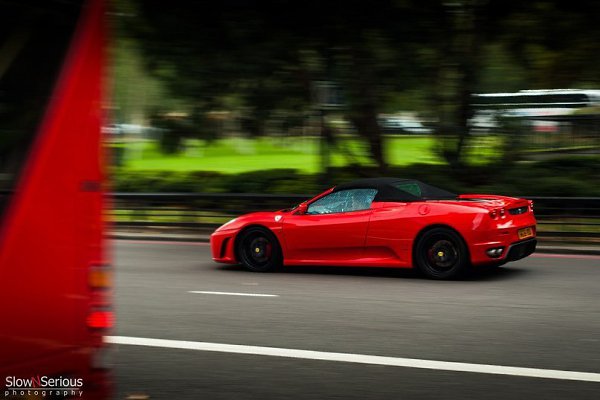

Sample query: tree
[121,0,433,170]
[121,0,600,169]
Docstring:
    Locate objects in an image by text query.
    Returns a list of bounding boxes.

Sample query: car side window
[393,182,422,197]
[306,189,377,215]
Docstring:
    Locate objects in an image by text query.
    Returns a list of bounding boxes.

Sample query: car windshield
[307,189,378,214]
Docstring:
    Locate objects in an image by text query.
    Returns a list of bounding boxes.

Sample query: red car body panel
[0,0,110,396]
[211,187,537,269]
[283,209,372,263]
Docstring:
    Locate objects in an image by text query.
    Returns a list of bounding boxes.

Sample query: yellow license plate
[518,227,534,240]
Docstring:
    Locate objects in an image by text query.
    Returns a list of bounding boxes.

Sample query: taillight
[529,200,534,212]
[89,264,113,289]
[88,263,113,331]
[87,310,115,329]
[489,208,505,219]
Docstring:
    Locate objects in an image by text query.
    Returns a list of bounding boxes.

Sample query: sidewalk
[111,230,600,256]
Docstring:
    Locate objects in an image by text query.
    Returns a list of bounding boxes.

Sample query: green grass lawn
[117,135,442,173]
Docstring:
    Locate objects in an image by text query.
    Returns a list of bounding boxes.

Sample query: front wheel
[414,228,469,280]
[236,227,282,272]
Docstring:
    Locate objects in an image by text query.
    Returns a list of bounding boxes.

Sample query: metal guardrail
[110,193,600,239]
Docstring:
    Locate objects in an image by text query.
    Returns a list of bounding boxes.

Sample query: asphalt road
[112,240,600,400]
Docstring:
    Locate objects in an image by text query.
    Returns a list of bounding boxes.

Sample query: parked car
[378,117,432,134]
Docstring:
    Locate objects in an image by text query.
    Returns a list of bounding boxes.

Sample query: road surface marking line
[106,336,600,383]
[188,291,278,297]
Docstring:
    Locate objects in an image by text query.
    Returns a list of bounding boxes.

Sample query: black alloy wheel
[236,227,282,272]
[414,227,468,279]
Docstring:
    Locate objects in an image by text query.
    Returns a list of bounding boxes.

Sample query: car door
[281,189,377,263]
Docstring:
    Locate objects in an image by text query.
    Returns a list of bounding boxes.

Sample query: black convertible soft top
[333,177,457,202]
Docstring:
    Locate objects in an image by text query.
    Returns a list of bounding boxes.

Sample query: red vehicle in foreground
[211,178,537,279]
[0,0,111,397]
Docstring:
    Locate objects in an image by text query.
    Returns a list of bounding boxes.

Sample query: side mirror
[294,202,308,215]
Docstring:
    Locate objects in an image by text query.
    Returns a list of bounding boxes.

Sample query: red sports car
[210,178,537,279]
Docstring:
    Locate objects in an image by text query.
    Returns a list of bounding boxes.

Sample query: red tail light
[87,310,115,329]
[490,208,506,219]
[88,263,113,330]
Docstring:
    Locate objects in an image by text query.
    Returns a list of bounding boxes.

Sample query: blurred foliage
[113,0,600,171]
[113,156,600,197]
[115,168,318,194]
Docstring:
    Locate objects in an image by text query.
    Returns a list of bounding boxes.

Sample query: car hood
[214,211,284,232]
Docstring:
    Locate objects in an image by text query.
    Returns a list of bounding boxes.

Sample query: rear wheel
[414,228,468,279]
[236,227,282,272]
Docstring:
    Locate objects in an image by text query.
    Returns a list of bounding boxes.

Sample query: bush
[113,157,600,197]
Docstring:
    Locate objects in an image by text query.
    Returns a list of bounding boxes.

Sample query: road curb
[111,233,212,242]
[535,246,600,256]
[111,233,600,256]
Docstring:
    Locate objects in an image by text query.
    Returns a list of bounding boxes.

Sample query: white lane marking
[188,291,278,297]
[106,336,600,383]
